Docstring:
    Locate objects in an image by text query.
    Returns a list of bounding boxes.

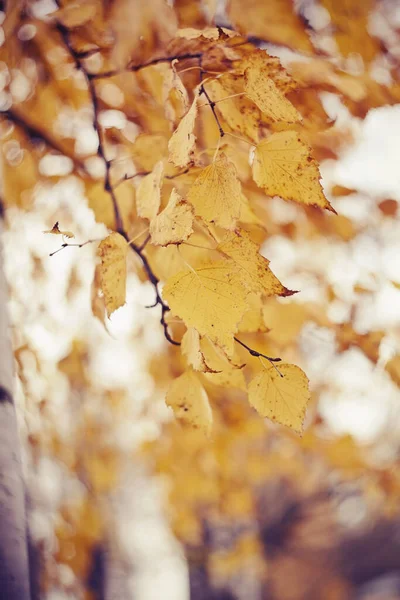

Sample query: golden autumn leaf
[187,153,241,229]
[206,77,261,143]
[91,264,108,328]
[86,179,135,230]
[43,222,75,238]
[217,229,292,297]
[321,0,379,63]
[227,0,313,53]
[201,337,247,391]
[252,131,334,212]
[385,355,400,387]
[245,59,302,123]
[181,328,219,373]
[238,293,268,333]
[162,260,249,354]
[136,160,164,221]
[248,363,310,434]
[166,369,212,435]
[96,232,127,317]
[163,60,190,124]
[55,1,98,28]
[168,94,198,167]
[150,189,194,246]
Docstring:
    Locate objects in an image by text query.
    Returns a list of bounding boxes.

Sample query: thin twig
[199,83,225,137]
[89,52,203,80]
[234,336,281,364]
[49,238,100,257]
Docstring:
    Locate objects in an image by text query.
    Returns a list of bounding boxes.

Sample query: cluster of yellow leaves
[8,0,400,439]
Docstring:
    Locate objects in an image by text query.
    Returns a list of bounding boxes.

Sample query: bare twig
[89,53,203,80]
[199,83,225,137]
[234,336,281,364]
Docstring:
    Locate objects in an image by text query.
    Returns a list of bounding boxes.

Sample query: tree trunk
[0,216,31,599]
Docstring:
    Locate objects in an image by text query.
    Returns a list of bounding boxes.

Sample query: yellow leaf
[163,60,189,124]
[168,94,198,167]
[166,369,212,435]
[239,293,268,333]
[321,0,379,63]
[245,60,301,123]
[55,1,98,28]
[248,363,310,434]
[385,355,400,387]
[188,153,241,229]
[163,260,249,354]
[136,160,164,221]
[239,194,264,228]
[97,232,127,317]
[206,77,261,143]
[217,229,292,296]
[227,0,313,53]
[91,264,107,327]
[252,131,334,212]
[182,328,219,373]
[43,222,75,238]
[201,338,247,391]
[131,133,169,172]
[86,179,135,230]
[150,188,194,246]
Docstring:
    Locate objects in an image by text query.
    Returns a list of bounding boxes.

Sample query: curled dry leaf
[136,160,164,221]
[166,369,212,436]
[188,153,242,229]
[162,259,249,355]
[252,131,334,212]
[96,232,127,317]
[217,229,293,297]
[43,222,75,238]
[150,189,194,246]
[248,363,310,434]
[168,94,199,168]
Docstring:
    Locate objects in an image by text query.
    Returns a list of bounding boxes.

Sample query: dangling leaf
[188,153,241,229]
[217,229,292,296]
[248,363,310,434]
[201,337,247,391]
[136,160,164,221]
[182,328,219,373]
[168,94,198,167]
[252,131,334,212]
[43,222,75,238]
[245,60,302,123]
[163,259,249,354]
[150,189,194,246]
[166,369,212,435]
[97,232,127,317]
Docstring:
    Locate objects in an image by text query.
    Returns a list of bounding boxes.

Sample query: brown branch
[89,53,203,80]
[56,22,179,346]
[199,83,225,137]
[3,108,87,172]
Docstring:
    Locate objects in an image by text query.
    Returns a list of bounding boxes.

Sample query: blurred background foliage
[2,0,400,599]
